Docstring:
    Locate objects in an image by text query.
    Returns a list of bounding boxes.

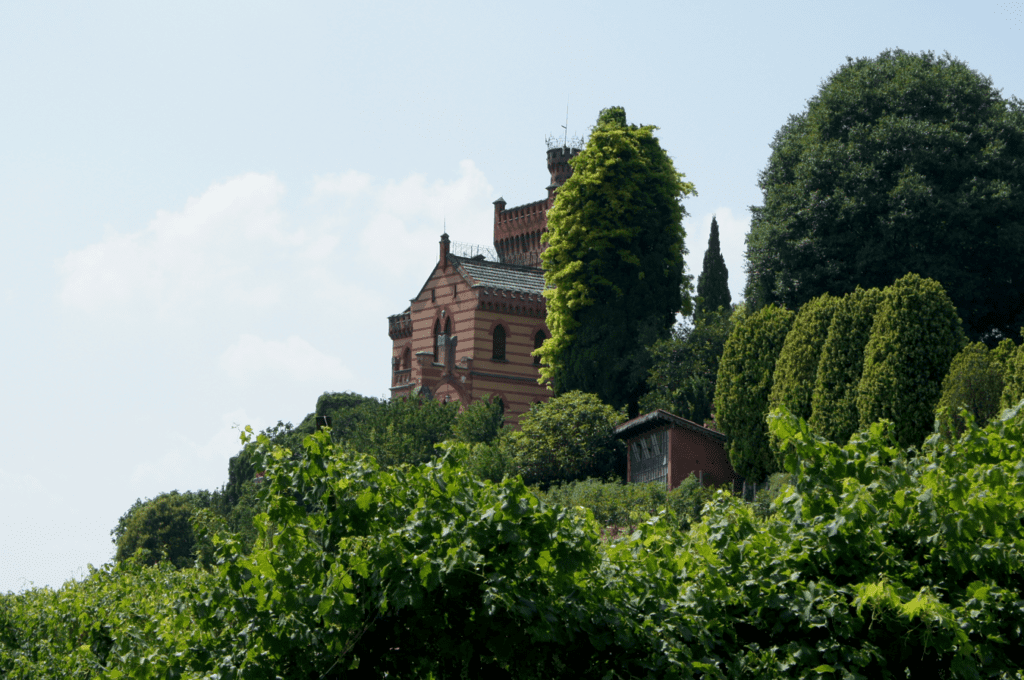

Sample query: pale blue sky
[2,1,1021,592]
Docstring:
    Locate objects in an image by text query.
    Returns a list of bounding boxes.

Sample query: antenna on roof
[561,96,569,148]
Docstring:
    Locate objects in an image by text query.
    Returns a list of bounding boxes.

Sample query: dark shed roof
[450,255,546,295]
[615,410,727,443]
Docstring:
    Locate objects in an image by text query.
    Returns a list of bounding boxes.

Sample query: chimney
[440,232,450,271]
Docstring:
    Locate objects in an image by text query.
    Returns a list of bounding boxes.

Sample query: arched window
[444,316,452,337]
[402,347,411,370]
[533,330,546,365]
[492,325,506,361]
[433,319,441,359]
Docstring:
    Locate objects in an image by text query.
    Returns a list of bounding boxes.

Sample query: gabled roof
[449,255,545,295]
[615,409,727,443]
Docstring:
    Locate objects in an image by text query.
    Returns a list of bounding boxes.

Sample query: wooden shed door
[630,429,669,489]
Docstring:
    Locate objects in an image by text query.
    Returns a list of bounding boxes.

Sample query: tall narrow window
[444,317,452,337]
[533,330,545,365]
[492,325,506,361]
[433,319,441,359]
[402,347,411,370]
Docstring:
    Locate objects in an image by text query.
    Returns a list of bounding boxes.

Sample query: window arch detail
[492,324,506,361]
[533,330,546,365]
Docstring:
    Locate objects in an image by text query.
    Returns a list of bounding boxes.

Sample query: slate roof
[449,255,546,295]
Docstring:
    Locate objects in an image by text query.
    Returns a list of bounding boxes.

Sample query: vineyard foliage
[5,402,1024,678]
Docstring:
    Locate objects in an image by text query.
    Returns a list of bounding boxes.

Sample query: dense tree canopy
[744,49,1024,345]
[641,308,736,426]
[540,106,697,414]
[694,216,731,321]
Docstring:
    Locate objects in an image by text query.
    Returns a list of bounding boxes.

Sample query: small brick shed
[615,410,738,490]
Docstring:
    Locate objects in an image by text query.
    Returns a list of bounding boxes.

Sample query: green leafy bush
[451,394,506,444]
[935,341,1012,438]
[536,475,716,534]
[810,286,884,444]
[345,393,459,467]
[857,273,968,448]
[713,303,795,480]
[507,391,625,489]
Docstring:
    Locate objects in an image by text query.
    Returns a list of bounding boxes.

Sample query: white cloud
[58,173,299,316]
[218,334,353,385]
[129,409,255,494]
[315,159,495,278]
[686,207,750,305]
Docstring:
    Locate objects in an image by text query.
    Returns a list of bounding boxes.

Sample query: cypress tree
[857,273,968,448]
[768,293,840,454]
[713,304,795,481]
[694,216,731,321]
[809,287,884,444]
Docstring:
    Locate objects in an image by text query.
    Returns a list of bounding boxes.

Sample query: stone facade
[387,145,581,426]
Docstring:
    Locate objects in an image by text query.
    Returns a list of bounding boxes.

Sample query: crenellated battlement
[491,144,581,268]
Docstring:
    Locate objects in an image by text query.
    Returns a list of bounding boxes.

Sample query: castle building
[387,145,580,426]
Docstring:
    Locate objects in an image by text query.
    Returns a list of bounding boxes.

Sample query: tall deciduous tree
[539,107,696,415]
[694,216,731,321]
[744,49,1024,345]
[857,273,968,448]
[713,304,795,481]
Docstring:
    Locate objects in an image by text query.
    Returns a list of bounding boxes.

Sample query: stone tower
[492,143,581,268]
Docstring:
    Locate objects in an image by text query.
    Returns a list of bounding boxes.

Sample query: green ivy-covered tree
[694,215,732,322]
[713,304,795,481]
[744,49,1024,345]
[768,293,840,424]
[508,391,625,489]
[809,287,885,444]
[935,341,1015,438]
[857,273,968,448]
[539,107,697,415]
[641,308,736,426]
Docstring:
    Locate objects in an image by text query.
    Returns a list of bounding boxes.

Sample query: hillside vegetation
[3,401,1024,677]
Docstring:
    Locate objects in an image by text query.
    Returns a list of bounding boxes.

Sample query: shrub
[451,394,506,444]
[857,273,968,448]
[935,342,1009,438]
[713,303,795,480]
[508,391,625,489]
[1001,333,1024,410]
[809,287,884,444]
